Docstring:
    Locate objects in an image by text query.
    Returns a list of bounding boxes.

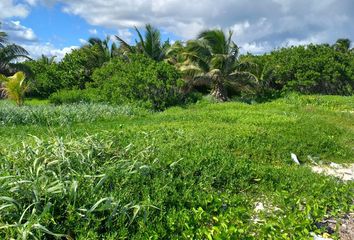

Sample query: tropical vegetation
[0,21,353,239]
[0,71,29,106]
[0,23,30,75]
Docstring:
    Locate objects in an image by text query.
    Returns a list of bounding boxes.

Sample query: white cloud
[0,0,30,19]
[26,0,350,53]
[116,29,133,43]
[1,20,76,60]
[24,0,38,6]
[23,42,79,60]
[3,0,354,54]
[89,29,98,35]
[240,42,272,54]
[79,38,87,44]
[2,21,37,42]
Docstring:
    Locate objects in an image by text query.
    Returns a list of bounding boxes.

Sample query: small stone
[291,153,300,165]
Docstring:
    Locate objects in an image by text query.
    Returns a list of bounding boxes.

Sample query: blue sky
[1,0,353,59]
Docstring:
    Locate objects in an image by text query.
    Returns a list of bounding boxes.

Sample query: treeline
[1,23,354,109]
[245,39,354,100]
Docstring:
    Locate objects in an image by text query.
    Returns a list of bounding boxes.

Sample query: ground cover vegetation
[0,22,353,239]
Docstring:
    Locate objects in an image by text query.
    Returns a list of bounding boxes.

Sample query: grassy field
[0,95,353,239]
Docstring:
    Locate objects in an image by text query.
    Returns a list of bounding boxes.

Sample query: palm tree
[87,36,119,60]
[0,23,30,75]
[0,44,30,75]
[38,54,57,64]
[180,29,258,101]
[165,41,185,65]
[0,26,8,48]
[0,71,29,106]
[333,38,352,53]
[116,24,168,61]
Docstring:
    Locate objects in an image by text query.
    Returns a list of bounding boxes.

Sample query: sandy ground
[311,162,354,239]
[311,163,354,181]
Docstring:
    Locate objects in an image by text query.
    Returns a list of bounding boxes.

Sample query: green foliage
[0,101,138,125]
[0,71,29,106]
[180,29,258,101]
[58,44,109,89]
[0,23,30,75]
[24,59,62,98]
[246,44,354,98]
[0,95,353,239]
[116,24,169,61]
[49,88,103,105]
[91,54,186,110]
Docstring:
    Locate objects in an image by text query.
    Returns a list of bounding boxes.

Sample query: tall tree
[0,23,8,48]
[87,36,119,61]
[0,22,30,75]
[333,38,352,53]
[116,24,168,61]
[181,29,258,101]
[38,54,57,64]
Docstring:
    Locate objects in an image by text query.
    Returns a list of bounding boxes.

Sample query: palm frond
[115,35,134,54]
[142,24,162,60]
[229,71,258,85]
[198,29,227,54]
[134,26,145,50]
[0,31,8,48]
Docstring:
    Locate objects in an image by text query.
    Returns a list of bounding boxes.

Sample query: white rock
[329,162,342,169]
[291,153,300,165]
[254,202,265,212]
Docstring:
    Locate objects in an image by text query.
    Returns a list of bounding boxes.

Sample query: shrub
[0,71,29,106]
[24,60,63,98]
[91,54,186,110]
[49,88,103,105]
[244,44,354,98]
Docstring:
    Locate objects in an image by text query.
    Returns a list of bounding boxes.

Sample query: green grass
[0,95,353,239]
[0,101,142,126]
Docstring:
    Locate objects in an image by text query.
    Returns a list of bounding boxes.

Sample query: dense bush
[58,45,107,90]
[24,60,63,98]
[49,88,103,105]
[245,44,354,98]
[91,54,186,110]
[24,45,111,99]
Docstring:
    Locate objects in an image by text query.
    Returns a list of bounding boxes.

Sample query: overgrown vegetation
[0,71,29,106]
[90,54,187,110]
[0,101,139,125]
[0,21,354,239]
[245,43,354,100]
[0,95,353,239]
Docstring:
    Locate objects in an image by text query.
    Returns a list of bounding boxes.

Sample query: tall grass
[0,95,353,239]
[0,132,353,239]
[0,134,158,239]
[0,101,141,126]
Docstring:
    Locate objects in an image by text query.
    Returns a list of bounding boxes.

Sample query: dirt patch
[339,213,354,240]
[310,162,354,239]
[311,163,354,181]
[315,213,354,240]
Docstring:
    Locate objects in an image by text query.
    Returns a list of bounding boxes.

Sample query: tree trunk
[211,82,228,101]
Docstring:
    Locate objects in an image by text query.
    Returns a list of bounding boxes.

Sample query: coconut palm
[180,29,258,101]
[0,71,29,106]
[165,41,185,65]
[38,54,57,64]
[88,36,119,60]
[0,28,8,48]
[333,38,352,53]
[0,23,30,74]
[116,24,168,61]
[0,44,30,75]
